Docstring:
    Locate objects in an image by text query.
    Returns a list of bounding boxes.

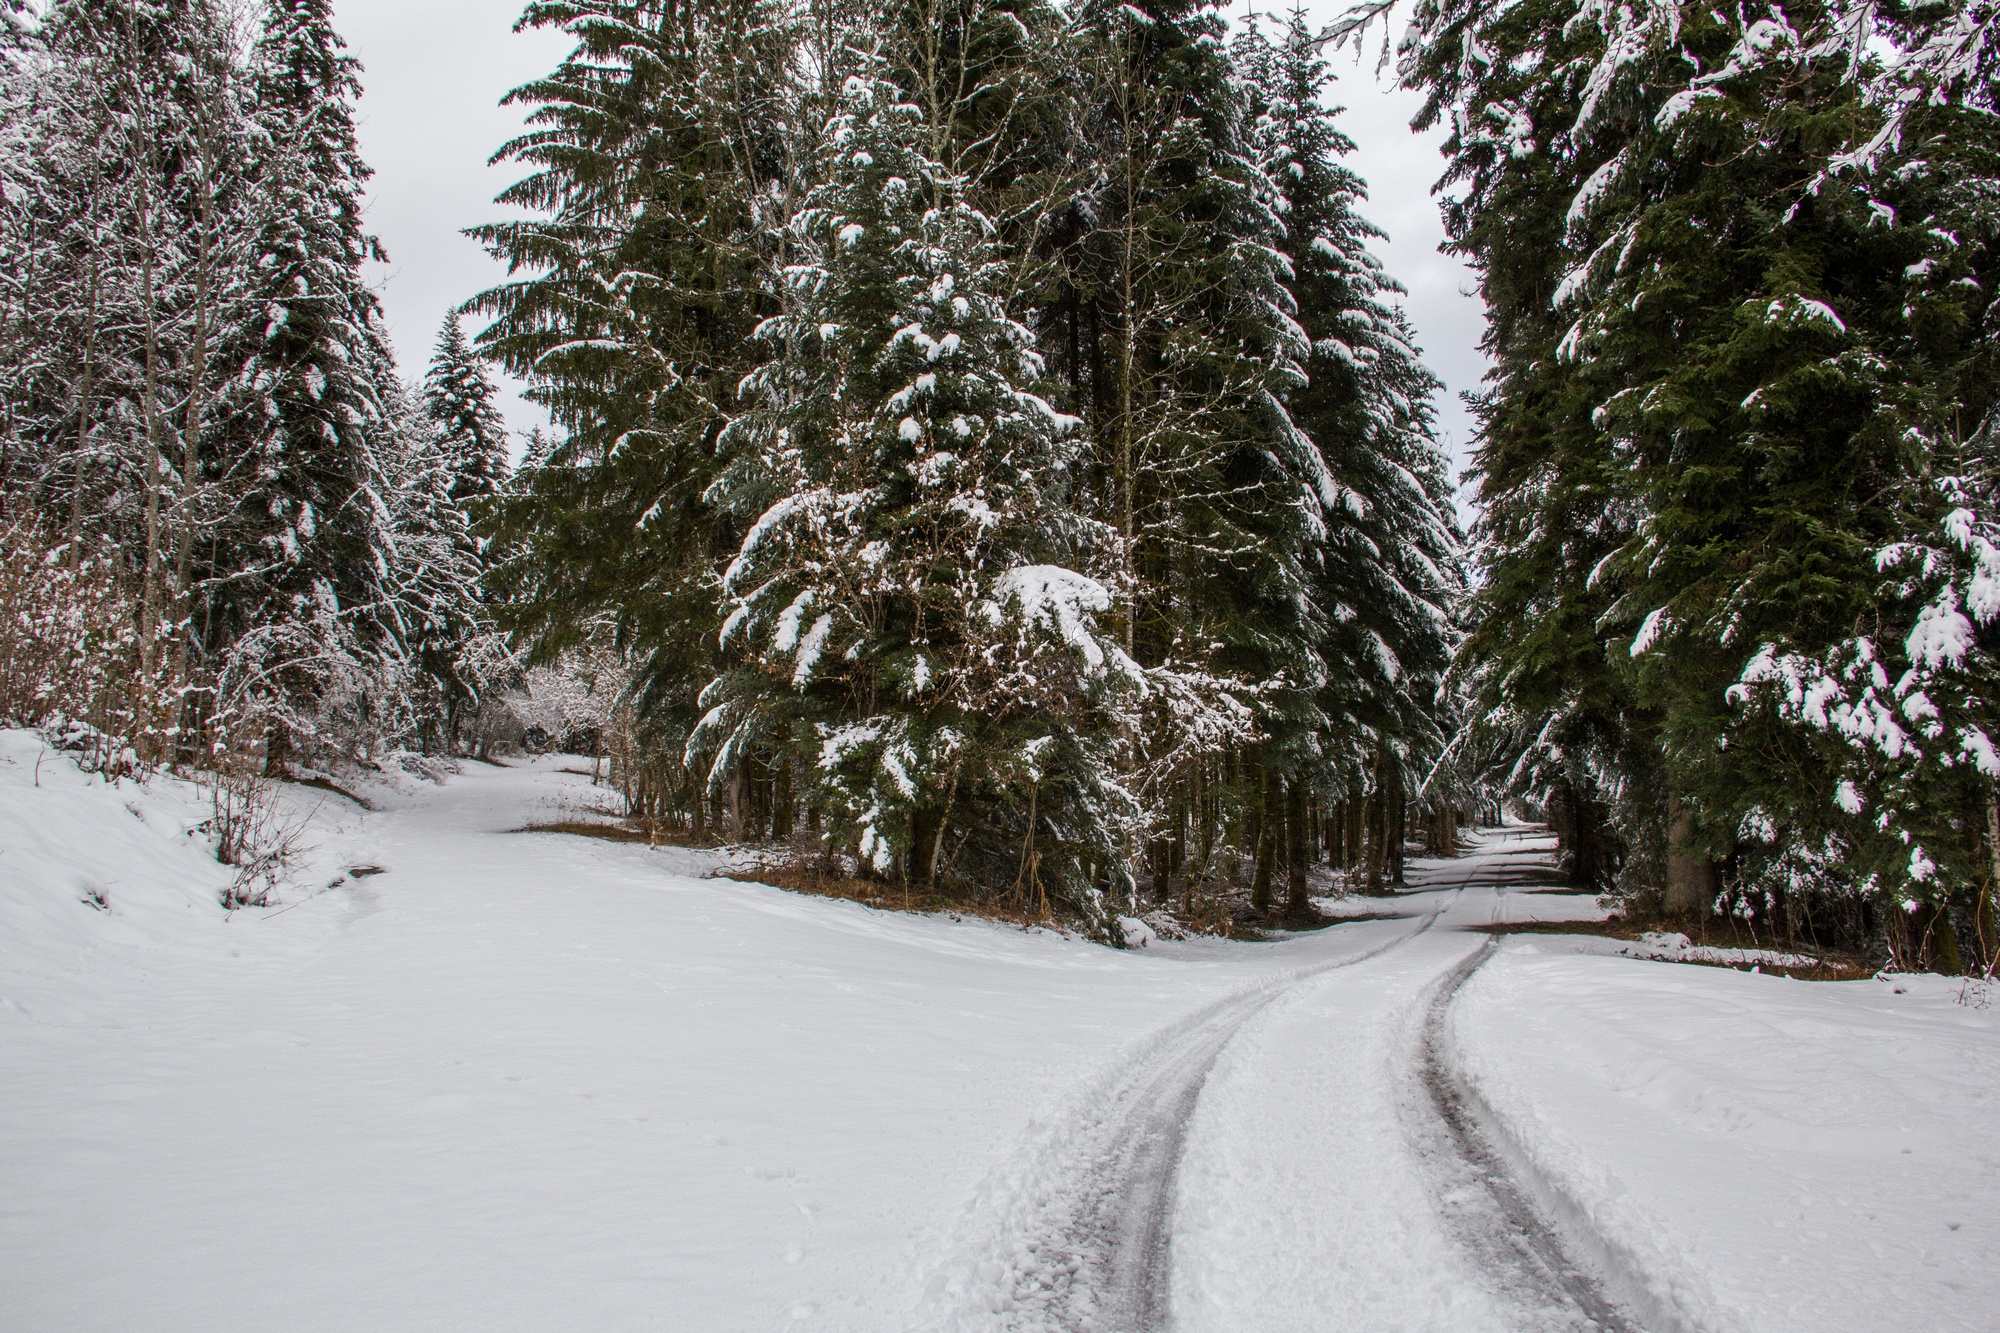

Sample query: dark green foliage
[474,0,1465,916]
[421,313,510,514]
[1403,0,2000,952]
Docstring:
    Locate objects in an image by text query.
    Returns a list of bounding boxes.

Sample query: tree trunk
[1664,788,1715,918]
[1390,789,1406,886]
[1364,794,1385,893]
[1285,780,1309,914]
[1985,790,2000,977]
[1251,767,1276,912]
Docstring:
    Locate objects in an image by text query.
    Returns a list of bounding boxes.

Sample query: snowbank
[1453,938,2000,1332]
[0,737,1323,1332]
[0,729,236,963]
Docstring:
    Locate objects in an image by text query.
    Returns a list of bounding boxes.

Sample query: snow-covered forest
[4,1,2000,1328]
[1381,0,2000,967]
[472,0,1483,930]
[1,0,1477,934]
[0,0,511,771]
[5,0,1994,959]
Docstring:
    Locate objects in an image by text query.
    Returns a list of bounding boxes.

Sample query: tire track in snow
[1415,937,1641,1332]
[944,901,1455,1333]
[1410,833,1695,1333]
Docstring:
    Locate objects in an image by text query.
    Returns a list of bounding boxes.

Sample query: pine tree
[379,382,493,753]
[420,312,509,514]
[1026,0,1335,905]
[203,0,404,764]
[701,52,1136,905]
[0,0,268,758]
[1390,0,1652,890]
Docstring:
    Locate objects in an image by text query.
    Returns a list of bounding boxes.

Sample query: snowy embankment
[0,731,1349,1332]
[1452,938,2000,1332]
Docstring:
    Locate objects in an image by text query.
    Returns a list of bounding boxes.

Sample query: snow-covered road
[1166,827,1649,1333]
[5,740,1996,1331]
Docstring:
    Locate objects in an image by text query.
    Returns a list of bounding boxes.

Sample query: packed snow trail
[1172,828,1653,1332]
[983,900,1459,1332]
[926,825,1647,1332]
[1417,937,1642,1332]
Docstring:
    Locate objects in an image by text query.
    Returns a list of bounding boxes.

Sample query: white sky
[338,1,1489,493]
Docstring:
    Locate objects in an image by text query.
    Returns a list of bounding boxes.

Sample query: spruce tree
[207,0,403,762]
[701,53,1135,903]
[1035,0,1332,902]
[380,384,491,753]
[420,312,509,514]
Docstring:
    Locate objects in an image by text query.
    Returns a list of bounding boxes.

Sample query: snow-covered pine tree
[420,312,509,518]
[472,0,798,821]
[378,380,495,755]
[0,0,487,769]
[205,0,404,767]
[700,51,1138,909]
[1715,0,2000,961]
[1237,7,1463,898]
[1382,0,1648,893]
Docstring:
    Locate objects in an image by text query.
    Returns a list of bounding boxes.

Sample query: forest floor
[1,733,1995,1331]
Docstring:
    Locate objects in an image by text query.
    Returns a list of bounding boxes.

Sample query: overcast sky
[336,1,1489,493]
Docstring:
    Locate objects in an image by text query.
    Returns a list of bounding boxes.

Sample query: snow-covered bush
[0,511,171,771]
[506,645,624,755]
[201,765,312,909]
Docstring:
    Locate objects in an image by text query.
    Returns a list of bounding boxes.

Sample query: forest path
[985,825,1651,1333]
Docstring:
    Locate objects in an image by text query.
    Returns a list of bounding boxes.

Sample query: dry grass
[721,860,1080,931]
[1475,918,1875,981]
[512,818,720,848]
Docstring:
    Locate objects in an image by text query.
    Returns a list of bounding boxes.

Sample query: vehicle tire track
[1414,932,1651,1331]
[1020,899,1458,1333]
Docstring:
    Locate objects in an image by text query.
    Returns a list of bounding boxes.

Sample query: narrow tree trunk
[1983,790,2000,978]
[167,97,222,763]
[1250,766,1276,913]
[1285,779,1309,914]
[134,162,169,757]
[1390,787,1406,886]
[1663,787,1715,918]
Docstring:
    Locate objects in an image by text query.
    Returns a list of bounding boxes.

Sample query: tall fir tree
[701,52,1135,905]
[420,312,509,514]
[206,0,404,761]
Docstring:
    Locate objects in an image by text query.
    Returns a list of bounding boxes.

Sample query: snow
[1629,605,1668,656]
[1455,942,2000,1332]
[5,752,1996,1330]
[0,736,1351,1331]
[1536,929,1826,971]
[990,564,1113,669]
